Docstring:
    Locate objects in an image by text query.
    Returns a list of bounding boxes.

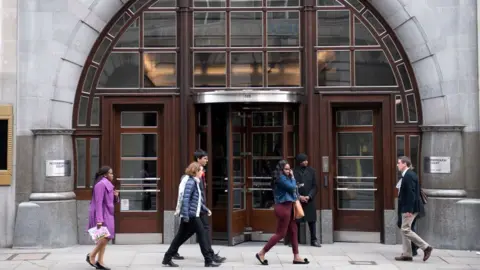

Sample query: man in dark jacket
[173,150,226,263]
[395,156,433,262]
[294,153,320,247]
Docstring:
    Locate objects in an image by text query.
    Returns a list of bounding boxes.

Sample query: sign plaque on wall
[423,157,451,174]
[45,160,72,177]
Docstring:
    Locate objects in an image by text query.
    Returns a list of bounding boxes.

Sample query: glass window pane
[82,66,97,94]
[409,136,420,173]
[231,12,262,47]
[354,17,377,45]
[317,0,342,6]
[75,138,87,188]
[252,112,282,127]
[363,10,385,35]
[267,11,300,47]
[337,132,373,156]
[317,10,349,46]
[194,12,226,47]
[97,53,140,88]
[129,0,150,12]
[194,0,225,7]
[0,120,6,170]
[396,135,405,158]
[121,160,157,178]
[115,18,140,48]
[406,94,418,122]
[108,12,131,37]
[336,110,373,126]
[194,53,226,87]
[90,97,100,126]
[383,35,401,62]
[90,138,100,187]
[121,134,157,158]
[355,50,396,86]
[338,158,373,177]
[337,189,374,210]
[267,52,300,87]
[119,191,157,212]
[151,0,176,7]
[93,38,112,64]
[317,50,350,86]
[231,52,263,87]
[144,53,176,87]
[252,133,282,156]
[232,133,243,156]
[233,159,244,182]
[77,96,88,126]
[395,95,404,123]
[144,12,177,47]
[233,188,245,210]
[345,0,364,11]
[397,63,412,90]
[268,0,299,6]
[251,158,275,209]
[198,132,207,151]
[231,0,261,7]
[121,112,157,127]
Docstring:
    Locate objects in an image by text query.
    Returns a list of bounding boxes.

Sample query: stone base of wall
[320,209,333,244]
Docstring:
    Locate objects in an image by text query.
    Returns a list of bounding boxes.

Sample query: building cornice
[31,128,75,136]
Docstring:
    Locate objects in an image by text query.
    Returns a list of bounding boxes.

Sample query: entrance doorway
[196,103,298,245]
[332,108,383,243]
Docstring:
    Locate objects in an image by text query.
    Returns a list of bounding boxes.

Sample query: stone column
[13,129,77,248]
[416,125,479,249]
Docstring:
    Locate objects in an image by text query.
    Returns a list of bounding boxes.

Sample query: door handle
[334,188,378,191]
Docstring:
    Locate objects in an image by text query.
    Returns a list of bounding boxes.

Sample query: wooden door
[332,108,383,241]
[114,106,163,234]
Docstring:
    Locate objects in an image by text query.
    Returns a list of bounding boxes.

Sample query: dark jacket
[274,174,298,204]
[294,166,317,222]
[398,169,421,214]
[180,177,209,219]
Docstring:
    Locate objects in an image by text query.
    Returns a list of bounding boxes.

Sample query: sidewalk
[1,242,479,269]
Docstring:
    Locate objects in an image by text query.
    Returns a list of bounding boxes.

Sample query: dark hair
[398,156,412,167]
[92,166,112,193]
[271,160,288,189]
[193,149,208,161]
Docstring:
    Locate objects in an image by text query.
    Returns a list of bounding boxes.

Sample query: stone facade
[0,0,479,250]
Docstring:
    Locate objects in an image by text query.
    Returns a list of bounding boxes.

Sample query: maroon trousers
[263,201,299,254]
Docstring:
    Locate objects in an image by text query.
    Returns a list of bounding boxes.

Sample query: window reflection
[193,53,227,87]
[409,136,420,173]
[317,10,350,46]
[231,0,261,7]
[194,0,225,7]
[143,12,176,47]
[144,53,176,87]
[268,0,299,6]
[267,11,300,47]
[231,52,263,87]
[355,50,396,86]
[194,12,226,47]
[231,12,262,47]
[395,95,404,123]
[354,17,377,45]
[317,50,350,86]
[267,52,300,87]
[115,19,140,47]
[337,132,373,156]
[98,53,140,88]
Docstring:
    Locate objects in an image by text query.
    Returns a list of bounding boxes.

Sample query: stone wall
[0,0,18,248]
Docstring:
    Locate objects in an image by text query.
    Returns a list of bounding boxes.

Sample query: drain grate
[7,253,50,261]
[349,260,377,265]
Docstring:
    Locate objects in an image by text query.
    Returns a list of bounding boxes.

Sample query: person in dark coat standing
[294,153,321,247]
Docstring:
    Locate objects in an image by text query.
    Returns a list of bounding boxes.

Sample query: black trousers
[285,221,317,244]
[178,214,214,256]
[164,217,213,263]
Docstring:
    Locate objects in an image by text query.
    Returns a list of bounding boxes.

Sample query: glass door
[115,108,163,235]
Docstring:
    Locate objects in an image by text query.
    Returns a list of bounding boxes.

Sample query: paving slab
[0,242,479,269]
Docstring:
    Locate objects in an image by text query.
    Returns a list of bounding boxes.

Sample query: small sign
[45,160,71,177]
[120,199,129,211]
[424,156,451,174]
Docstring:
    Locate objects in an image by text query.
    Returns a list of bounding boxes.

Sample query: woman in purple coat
[86,166,119,270]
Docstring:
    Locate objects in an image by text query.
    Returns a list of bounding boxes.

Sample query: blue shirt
[274,174,298,204]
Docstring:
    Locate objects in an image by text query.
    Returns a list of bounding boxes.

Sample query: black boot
[205,261,221,267]
[173,253,184,260]
[162,258,179,267]
[213,252,226,263]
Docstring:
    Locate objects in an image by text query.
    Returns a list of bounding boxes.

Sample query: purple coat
[88,178,119,239]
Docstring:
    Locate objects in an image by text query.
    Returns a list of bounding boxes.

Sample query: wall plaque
[45,160,72,177]
[424,157,451,174]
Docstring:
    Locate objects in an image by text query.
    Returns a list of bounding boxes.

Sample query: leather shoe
[205,261,221,267]
[423,246,433,262]
[394,256,413,261]
[162,259,179,267]
[173,253,184,260]
[311,241,321,247]
[95,262,111,270]
[213,253,226,263]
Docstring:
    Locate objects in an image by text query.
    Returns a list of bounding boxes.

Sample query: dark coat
[397,169,424,228]
[293,166,317,222]
[180,177,209,219]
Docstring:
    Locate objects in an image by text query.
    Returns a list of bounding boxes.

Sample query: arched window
[73,0,422,190]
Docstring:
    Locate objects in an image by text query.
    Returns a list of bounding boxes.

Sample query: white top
[396,168,409,195]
